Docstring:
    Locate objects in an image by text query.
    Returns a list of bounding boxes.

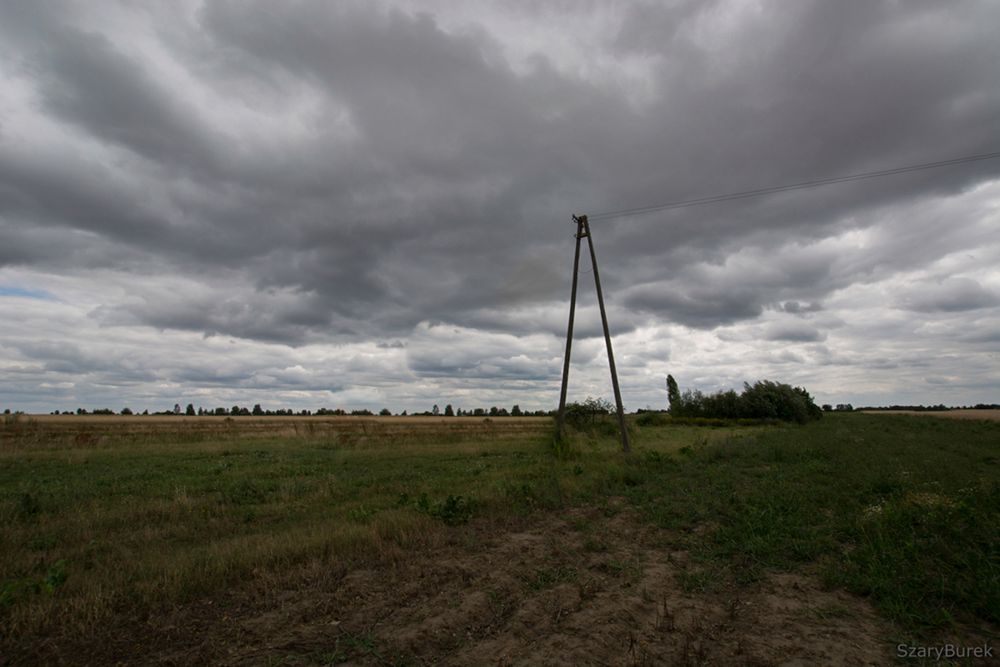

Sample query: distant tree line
[45,403,549,417]
[853,403,1000,411]
[666,375,823,424]
[14,399,998,420]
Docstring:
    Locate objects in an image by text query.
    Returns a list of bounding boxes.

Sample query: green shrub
[635,412,670,427]
[562,397,613,430]
[666,377,822,423]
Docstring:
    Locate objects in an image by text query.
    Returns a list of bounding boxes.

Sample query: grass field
[1,413,997,664]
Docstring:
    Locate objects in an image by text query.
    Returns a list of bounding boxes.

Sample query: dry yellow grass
[1,414,552,450]
[0,415,557,650]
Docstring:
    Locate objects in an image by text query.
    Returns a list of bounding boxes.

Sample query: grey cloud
[36,30,220,171]
[623,283,763,328]
[1,0,998,411]
[94,286,339,345]
[762,323,826,343]
[404,326,561,381]
[11,339,158,384]
[898,278,998,313]
[762,350,807,365]
[960,326,1000,344]
[778,301,823,315]
[16,340,112,374]
[406,352,555,381]
[461,302,643,341]
[866,360,900,370]
[173,367,255,387]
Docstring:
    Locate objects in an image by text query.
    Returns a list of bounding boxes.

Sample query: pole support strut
[556,215,630,453]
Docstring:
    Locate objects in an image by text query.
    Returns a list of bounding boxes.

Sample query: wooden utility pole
[556,216,585,440]
[556,215,631,453]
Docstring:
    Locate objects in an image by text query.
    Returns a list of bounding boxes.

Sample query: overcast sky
[1,0,998,414]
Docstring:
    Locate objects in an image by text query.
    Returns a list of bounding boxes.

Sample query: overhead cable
[588,150,1000,221]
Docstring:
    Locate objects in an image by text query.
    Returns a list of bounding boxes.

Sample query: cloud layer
[1,0,998,412]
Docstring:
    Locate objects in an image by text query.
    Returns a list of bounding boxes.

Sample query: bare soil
[25,503,896,666]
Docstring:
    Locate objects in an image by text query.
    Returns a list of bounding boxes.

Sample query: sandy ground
[38,503,898,666]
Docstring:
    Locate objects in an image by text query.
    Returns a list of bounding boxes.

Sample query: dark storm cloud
[3,0,999,341]
[188,1,621,335]
[2,0,625,341]
[591,0,1000,292]
[1,0,998,410]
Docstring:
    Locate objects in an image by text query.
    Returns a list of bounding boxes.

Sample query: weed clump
[414,493,473,526]
[0,559,69,610]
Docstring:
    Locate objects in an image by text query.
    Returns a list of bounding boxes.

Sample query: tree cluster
[666,375,822,424]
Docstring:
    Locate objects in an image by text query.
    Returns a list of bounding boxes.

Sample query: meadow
[1,412,997,664]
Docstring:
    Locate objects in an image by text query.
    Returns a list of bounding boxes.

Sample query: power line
[587,150,1000,221]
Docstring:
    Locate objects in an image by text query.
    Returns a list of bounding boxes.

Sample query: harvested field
[0,415,551,449]
[44,505,893,666]
[2,413,997,665]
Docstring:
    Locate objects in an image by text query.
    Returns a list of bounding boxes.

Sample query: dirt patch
[18,505,896,666]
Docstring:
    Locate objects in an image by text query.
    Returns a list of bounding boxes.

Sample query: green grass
[622,414,1000,631]
[1,413,997,649]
